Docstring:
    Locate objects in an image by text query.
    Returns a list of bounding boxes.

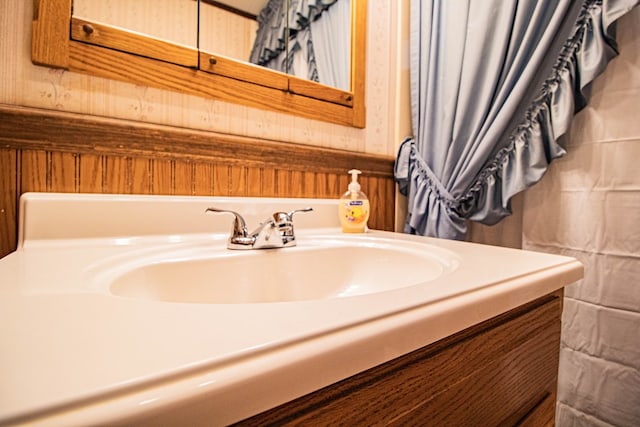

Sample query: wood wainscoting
[0,104,396,258]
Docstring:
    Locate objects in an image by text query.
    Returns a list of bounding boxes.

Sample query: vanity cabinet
[235,291,562,426]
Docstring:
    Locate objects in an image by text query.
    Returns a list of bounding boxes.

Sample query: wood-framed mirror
[31,0,367,128]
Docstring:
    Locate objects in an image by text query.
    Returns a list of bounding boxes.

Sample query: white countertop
[0,194,583,426]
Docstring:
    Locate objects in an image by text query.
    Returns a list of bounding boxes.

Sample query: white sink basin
[109,238,456,304]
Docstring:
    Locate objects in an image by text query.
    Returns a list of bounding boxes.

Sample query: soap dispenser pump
[339,169,370,233]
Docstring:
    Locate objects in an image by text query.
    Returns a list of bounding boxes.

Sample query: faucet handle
[205,208,254,248]
[288,207,313,219]
[271,207,313,226]
[271,207,313,246]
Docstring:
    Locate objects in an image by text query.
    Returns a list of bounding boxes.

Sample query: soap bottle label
[341,200,369,227]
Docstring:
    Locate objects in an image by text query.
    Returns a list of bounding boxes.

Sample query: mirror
[198,1,261,65]
[71,0,199,49]
[199,0,351,91]
[33,0,366,127]
[73,0,352,91]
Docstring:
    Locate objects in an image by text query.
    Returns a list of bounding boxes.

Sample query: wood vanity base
[236,291,562,426]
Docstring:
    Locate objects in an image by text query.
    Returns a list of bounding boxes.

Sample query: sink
[2,193,584,426]
[108,238,456,304]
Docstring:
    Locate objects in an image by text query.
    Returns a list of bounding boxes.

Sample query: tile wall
[522,8,640,426]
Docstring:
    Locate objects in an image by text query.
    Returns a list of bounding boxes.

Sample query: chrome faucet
[205,207,313,250]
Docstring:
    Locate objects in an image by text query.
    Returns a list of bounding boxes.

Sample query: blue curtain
[395,0,639,240]
[249,0,289,68]
[310,0,351,90]
[249,0,339,81]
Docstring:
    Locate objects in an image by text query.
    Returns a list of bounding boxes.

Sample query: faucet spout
[250,219,283,249]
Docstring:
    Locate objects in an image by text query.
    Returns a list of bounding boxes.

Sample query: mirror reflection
[198,1,261,65]
[252,0,352,91]
[72,0,199,48]
[73,0,352,92]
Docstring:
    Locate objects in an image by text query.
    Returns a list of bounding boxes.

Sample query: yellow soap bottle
[339,169,370,233]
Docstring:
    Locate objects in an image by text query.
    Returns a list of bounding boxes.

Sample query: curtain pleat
[249,0,338,70]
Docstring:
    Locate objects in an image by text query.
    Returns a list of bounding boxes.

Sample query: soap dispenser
[339,169,370,233]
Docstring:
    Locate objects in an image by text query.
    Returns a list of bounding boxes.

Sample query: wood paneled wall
[0,105,396,258]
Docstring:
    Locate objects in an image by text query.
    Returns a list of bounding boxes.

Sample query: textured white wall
[0,0,400,156]
[523,8,640,426]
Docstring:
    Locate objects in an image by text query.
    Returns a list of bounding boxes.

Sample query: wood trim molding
[32,0,71,68]
[71,17,199,68]
[0,104,393,177]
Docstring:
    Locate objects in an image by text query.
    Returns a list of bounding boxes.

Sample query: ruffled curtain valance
[395,0,639,240]
[249,0,338,67]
